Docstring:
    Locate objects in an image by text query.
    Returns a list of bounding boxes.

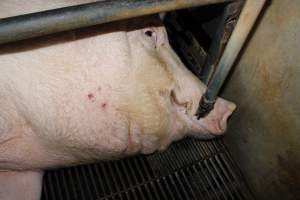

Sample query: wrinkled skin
[0,2,236,199]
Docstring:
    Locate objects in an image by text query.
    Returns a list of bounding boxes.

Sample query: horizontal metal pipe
[0,0,229,45]
[196,0,267,119]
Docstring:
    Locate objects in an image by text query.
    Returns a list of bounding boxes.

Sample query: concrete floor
[222,0,300,199]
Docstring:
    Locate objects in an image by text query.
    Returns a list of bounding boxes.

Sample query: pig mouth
[170,90,219,139]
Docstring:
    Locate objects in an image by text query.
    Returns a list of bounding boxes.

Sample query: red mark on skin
[88,93,94,99]
[101,102,107,109]
[87,93,95,102]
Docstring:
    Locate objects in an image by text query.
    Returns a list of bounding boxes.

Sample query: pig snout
[197,98,236,135]
[170,85,236,140]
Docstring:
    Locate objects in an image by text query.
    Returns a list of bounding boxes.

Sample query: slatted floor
[41,138,254,200]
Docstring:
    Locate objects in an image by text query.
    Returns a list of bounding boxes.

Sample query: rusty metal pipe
[0,0,230,45]
[196,0,267,119]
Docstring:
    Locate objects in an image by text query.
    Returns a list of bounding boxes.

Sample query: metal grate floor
[41,138,254,200]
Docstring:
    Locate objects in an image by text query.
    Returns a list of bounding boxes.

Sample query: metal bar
[101,163,116,194]
[174,172,191,199]
[184,145,212,200]
[143,157,155,179]
[210,156,234,199]
[53,171,65,200]
[106,162,121,192]
[0,0,230,45]
[162,177,176,200]
[46,172,57,200]
[179,170,199,200]
[93,163,107,196]
[193,164,218,199]
[113,162,127,191]
[60,171,71,200]
[79,166,94,199]
[204,159,227,199]
[131,158,154,200]
[154,180,169,200]
[124,159,139,185]
[86,165,101,198]
[73,167,86,199]
[66,168,78,199]
[196,0,267,118]
[137,156,152,181]
[200,0,244,84]
[148,182,161,200]
[42,179,50,200]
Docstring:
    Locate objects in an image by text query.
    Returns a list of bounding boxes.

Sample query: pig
[0,1,236,199]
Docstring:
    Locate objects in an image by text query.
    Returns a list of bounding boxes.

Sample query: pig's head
[115,16,236,154]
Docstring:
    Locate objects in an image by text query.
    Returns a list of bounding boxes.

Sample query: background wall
[222,0,300,199]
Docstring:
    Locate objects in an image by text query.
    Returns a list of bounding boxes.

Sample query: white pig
[0,1,236,199]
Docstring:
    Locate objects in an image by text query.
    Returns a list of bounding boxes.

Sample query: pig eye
[143,28,157,46]
[145,30,153,37]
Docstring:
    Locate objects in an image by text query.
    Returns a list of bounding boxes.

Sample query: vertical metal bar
[204,159,228,199]
[124,159,139,185]
[158,179,170,200]
[67,168,78,199]
[215,154,243,199]
[79,166,94,199]
[148,181,161,200]
[203,142,234,198]
[138,156,154,181]
[86,164,101,198]
[119,161,133,187]
[132,158,144,183]
[194,163,220,199]
[142,157,155,179]
[128,189,138,200]
[196,0,267,118]
[183,142,212,199]
[60,170,71,200]
[167,175,184,199]
[174,172,192,199]
[112,161,127,191]
[42,176,50,200]
[93,163,107,197]
[211,156,235,199]
[122,159,146,200]
[162,177,176,200]
[181,168,207,200]
[222,152,253,199]
[218,140,254,199]
[131,158,155,200]
[52,171,64,200]
[119,161,133,190]
[135,186,147,200]
[47,172,57,200]
[100,163,115,195]
[201,0,245,83]
[106,162,122,192]
[73,167,86,199]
